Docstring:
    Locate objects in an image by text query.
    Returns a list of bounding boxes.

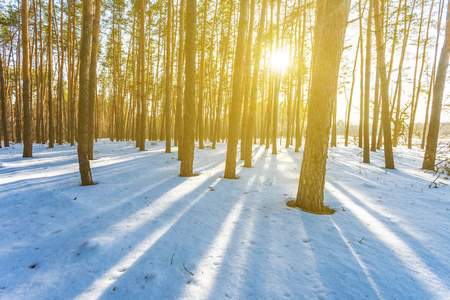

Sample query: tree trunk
[224,0,249,179]
[0,57,9,148]
[88,0,101,160]
[22,0,33,157]
[363,2,372,163]
[180,0,197,177]
[422,0,450,170]
[295,0,350,213]
[409,0,434,149]
[48,0,54,148]
[77,0,94,186]
[240,0,256,160]
[372,0,395,169]
[422,0,445,149]
[165,0,172,153]
[139,0,147,151]
[244,0,268,167]
[175,0,185,157]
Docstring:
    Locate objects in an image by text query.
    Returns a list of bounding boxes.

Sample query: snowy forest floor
[0,139,449,300]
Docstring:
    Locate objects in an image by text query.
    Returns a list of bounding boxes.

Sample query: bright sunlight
[270,50,291,71]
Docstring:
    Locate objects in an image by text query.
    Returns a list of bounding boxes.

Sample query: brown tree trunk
[240,0,256,160]
[224,0,249,179]
[244,0,268,167]
[409,0,434,149]
[363,2,372,163]
[0,57,9,148]
[77,0,94,186]
[22,0,33,157]
[165,0,172,153]
[422,0,445,149]
[372,0,395,169]
[180,0,197,177]
[295,0,350,213]
[423,0,450,170]
[88,0,101,160]
[213,1,234,150]
[175,0,185,157]
[48,0,54,148]
[139,0,147,151]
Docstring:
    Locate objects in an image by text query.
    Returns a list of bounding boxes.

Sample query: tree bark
[180,0,197,177]
[165,0,172,153]
[295,0,351,213]
[363,2,372,163]
[423,0,450,170]
[175,0,185,156]
[372,0,395,169]
[48,0,54,148]
[0,57,9,148]
[244,0,268,167]
[77,0,94,186]
[224,0,249,179]
[88,0,101,160]
[22,0,33,157]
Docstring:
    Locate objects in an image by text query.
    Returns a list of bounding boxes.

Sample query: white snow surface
[0,140,449,300]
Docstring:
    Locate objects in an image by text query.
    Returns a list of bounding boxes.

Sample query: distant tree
[224,0,249,179]
[244,0,268,168]
[139,0,147,151]
[0,56,9,148]
[423,0,450,170]
[363,1,372,163]
[22,0,33,157]
[88,0,101,160]
[175,0,185,156]
[372,0,395,169]
[166,0,173,153]
[48,0,54,148]
[294,0,351,214]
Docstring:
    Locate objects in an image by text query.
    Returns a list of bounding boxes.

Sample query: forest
[1,0,450,298]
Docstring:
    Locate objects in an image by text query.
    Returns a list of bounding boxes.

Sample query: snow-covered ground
[0,140,449,300]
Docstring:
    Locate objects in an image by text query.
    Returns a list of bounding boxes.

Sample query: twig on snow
[183,261,194,276]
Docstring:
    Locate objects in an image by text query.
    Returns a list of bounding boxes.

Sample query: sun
[270,50,290,71]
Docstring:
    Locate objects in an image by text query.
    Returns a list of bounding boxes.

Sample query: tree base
[179,173,199,178]
[286,200,335,215]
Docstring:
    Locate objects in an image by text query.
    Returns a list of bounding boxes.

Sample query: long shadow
[328,179,450,290]
[86,171,238,299]
[84,146,269,299]
[0,143,230,299]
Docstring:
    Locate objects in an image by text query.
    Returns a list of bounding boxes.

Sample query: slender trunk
[224,0,249,179]
[363,2,372,163]
[272,0,281,155]
[22,0,33,156]
[372,0,395,169]
[409,0,434,149]
[77,0,94,185]
[88,0,101,159]
[48,0,54,148]
[180,0,197,176]
[175,0,185,156]
[165,0,172,153]
[244,0,268,167]
[423,0,450,170]
[240,0,256,160]
[345,37,360,146]
[422,0,445,149]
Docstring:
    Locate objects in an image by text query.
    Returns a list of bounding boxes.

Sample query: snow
[0,140,449,299]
